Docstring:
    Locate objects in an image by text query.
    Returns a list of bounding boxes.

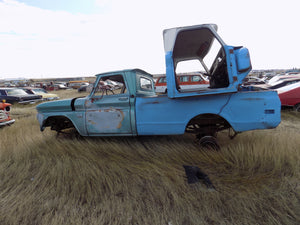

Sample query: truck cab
[36,69,156,136]
[163,24,251,98]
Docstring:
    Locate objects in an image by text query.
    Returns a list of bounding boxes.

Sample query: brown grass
[0,90,299,225]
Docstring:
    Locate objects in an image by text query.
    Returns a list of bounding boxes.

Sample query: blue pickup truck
[36,24,281,148]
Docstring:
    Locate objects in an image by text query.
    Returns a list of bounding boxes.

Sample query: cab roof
[95,69,153,78]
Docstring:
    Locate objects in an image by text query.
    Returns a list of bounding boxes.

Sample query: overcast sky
[0,0,299,79]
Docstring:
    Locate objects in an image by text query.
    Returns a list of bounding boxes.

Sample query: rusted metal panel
[86,108,125,129]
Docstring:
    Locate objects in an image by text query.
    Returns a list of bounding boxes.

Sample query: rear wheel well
[44,116,75,132]
[185,113,231,136]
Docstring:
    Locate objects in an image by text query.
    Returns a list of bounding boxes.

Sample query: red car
[155,73,209,93]
[0,101,15,127]
[277,82,300,112]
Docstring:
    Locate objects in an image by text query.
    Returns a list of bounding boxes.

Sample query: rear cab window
[136,72,156,97]
[140,77,153,91]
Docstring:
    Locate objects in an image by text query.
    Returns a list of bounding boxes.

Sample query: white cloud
[94,0,110,8]
[0,0,300,78]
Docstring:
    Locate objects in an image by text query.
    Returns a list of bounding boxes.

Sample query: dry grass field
[0,89,299,225]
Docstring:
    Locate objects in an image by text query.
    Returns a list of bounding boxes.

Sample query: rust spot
[116,109,124,129]
[88,120,97,125]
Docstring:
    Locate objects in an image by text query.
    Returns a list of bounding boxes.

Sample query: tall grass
[0,91,299,225]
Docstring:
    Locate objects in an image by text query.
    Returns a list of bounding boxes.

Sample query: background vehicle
[0,101,15,127]
[242,77,265,86]
[268,73,300,84]
[249,77,300,90]
[78,83,94,92]
[22,88,59,101]
[54,83,68,90]
[36,24,281,148]
[68,80,89,89]
[277,82,300,111]
[0,88,42,104]
[155,73,209,93]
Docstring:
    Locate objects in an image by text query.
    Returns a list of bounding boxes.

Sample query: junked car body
[277,82,300,112]
[155,73,209,93]
[0,88,42,104]
[68,80,89,89]
[0,101,15,127]
[248,77,300,91]
[23,88,60,101]
[242,77,265,86]
[268,73,300,84]
[36,24,281,148]
[54,83,68,90]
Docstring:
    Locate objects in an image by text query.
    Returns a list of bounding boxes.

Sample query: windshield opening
[173,28,229,90]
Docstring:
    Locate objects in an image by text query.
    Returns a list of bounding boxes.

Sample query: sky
[0,0,299,79]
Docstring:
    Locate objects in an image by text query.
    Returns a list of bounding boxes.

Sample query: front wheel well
[185,113,231,135]
[44,116,75,132]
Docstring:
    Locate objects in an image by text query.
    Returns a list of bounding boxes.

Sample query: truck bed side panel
[135,94,230,135]
[135,91,280,135]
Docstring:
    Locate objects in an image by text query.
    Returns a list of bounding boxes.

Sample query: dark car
[0,88,42,104]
